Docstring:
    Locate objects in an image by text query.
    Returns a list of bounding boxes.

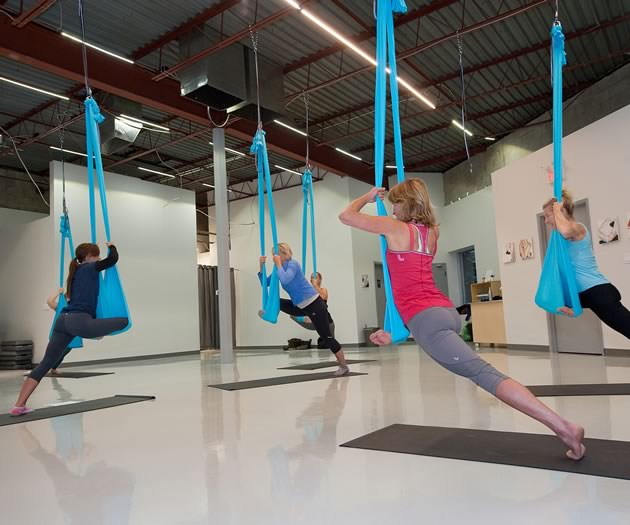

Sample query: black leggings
[579,283,630,340]
[280,297,342,353]
[29,313,129,381]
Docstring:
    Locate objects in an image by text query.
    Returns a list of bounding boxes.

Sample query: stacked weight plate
[0,340,33,370]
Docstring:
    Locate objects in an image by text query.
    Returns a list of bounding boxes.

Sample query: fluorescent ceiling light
[274,120,307,136]
[452,120,473,137]
[209,141,247,156]
[1,76,69,101]
[484,136,496,141]
[335,147,362,161]
[138,166,175,178]
[274,164,302,176]
[284,2,434,109]
[49,146,89,157]
[202,183,215,188]
[61,32,134,64]
[120,114,169,131]
[386,165,398,169]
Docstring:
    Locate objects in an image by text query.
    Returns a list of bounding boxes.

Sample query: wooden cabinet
[470,280,506,346]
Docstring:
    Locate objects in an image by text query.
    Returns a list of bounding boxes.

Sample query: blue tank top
[566,224,609,293]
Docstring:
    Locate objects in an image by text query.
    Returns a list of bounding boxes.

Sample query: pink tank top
[385,223,453,324]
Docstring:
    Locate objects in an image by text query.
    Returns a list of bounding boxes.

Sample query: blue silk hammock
[534,19,582,317]
[51,0,131,335]
[49,207,83,349]
[374,0,410,343]
[250,29,280,324]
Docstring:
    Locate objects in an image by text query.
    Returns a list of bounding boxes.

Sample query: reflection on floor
[1,346,630,524]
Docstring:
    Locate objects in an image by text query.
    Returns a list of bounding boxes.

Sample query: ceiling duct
[95,94,143,155]
[178,30,284,124]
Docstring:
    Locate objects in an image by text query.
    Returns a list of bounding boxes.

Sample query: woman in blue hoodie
[259,243,349,376]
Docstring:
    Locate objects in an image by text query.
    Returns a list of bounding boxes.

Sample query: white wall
[389,172,499,307]
[0,161,200,362]
[0,211,55,358]
[226,172,372,346]
[493,105,630,351]
[436,187,500,307]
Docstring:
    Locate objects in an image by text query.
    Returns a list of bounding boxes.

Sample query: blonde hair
[543,190,574,218]
[388,178,437,226]
[277,243,293,259]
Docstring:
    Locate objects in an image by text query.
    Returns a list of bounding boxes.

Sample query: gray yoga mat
[341,424,630,481]
[528,383,630,397]
[210,371,367,391]
[278,359,376,370]
[44,372,115,379]
[0,395,156,426]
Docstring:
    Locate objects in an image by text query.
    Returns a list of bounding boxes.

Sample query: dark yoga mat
[278,359,376,370]
[210,371,367,391]
[528,383,630,397]
[44,372,115,379]
[341,424,630,481]
[0,395,156,427]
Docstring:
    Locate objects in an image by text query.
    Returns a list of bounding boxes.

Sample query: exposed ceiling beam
[317,48,629,147]
[152,4,303,82]
[352,80,594,154]
[309,10,630,128]
[285,0,551,103]
[131,0,241,60]
[0,17,370,182]
[11,0,57,28]
[283,0,458,74]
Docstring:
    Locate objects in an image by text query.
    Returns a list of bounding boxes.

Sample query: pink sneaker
[10,406,34,417]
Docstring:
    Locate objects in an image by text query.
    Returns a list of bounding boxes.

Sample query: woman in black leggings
[259,243,348,376]
[11,242,129,416]
[543,191,630,340]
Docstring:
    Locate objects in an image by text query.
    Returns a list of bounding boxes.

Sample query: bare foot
[557,306,575,317]
[557,422,586,460]
[369,329,392,346]
[50,369,60,375]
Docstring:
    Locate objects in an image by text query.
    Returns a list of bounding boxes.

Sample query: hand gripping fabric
[49,214,84,349]
[301,169,317,279]
[251,128,280,323]
[534,23,582,318]
[374,0,410,343]
[84,97,132,332]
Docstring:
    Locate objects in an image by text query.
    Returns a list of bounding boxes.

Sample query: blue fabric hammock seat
[84,97,132,331]
[534,23,582,318]
[49,98,132,342]
[49,214,84,349]
[373,0,410,343]
[251,128,281,324]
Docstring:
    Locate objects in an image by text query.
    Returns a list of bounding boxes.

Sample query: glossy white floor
[1,346,630,524]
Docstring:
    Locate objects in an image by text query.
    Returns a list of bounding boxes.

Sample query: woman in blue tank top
[543,191,630,340]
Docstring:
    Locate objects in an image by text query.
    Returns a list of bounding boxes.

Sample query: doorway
[432,263,449,297]
[374,263,386,327]
[458,247,477,304]
[537,200,604,354]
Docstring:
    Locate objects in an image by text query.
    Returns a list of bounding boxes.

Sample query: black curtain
[198,265,236,349]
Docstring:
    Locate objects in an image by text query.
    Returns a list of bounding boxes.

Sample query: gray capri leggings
[408,307,507,395]
[29,312,128,382]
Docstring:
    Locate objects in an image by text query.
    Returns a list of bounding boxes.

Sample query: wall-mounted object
[503,242,515,263]
[519,238,534,260]
[597,217,619,244]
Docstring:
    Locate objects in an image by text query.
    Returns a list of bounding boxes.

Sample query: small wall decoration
[626,213,630,239]
[597,218,619,244]
[361,274,370,288]
[519,238,534,260]
[503,242,515,264]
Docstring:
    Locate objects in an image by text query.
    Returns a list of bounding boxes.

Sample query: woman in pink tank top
[339,178,585,460]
